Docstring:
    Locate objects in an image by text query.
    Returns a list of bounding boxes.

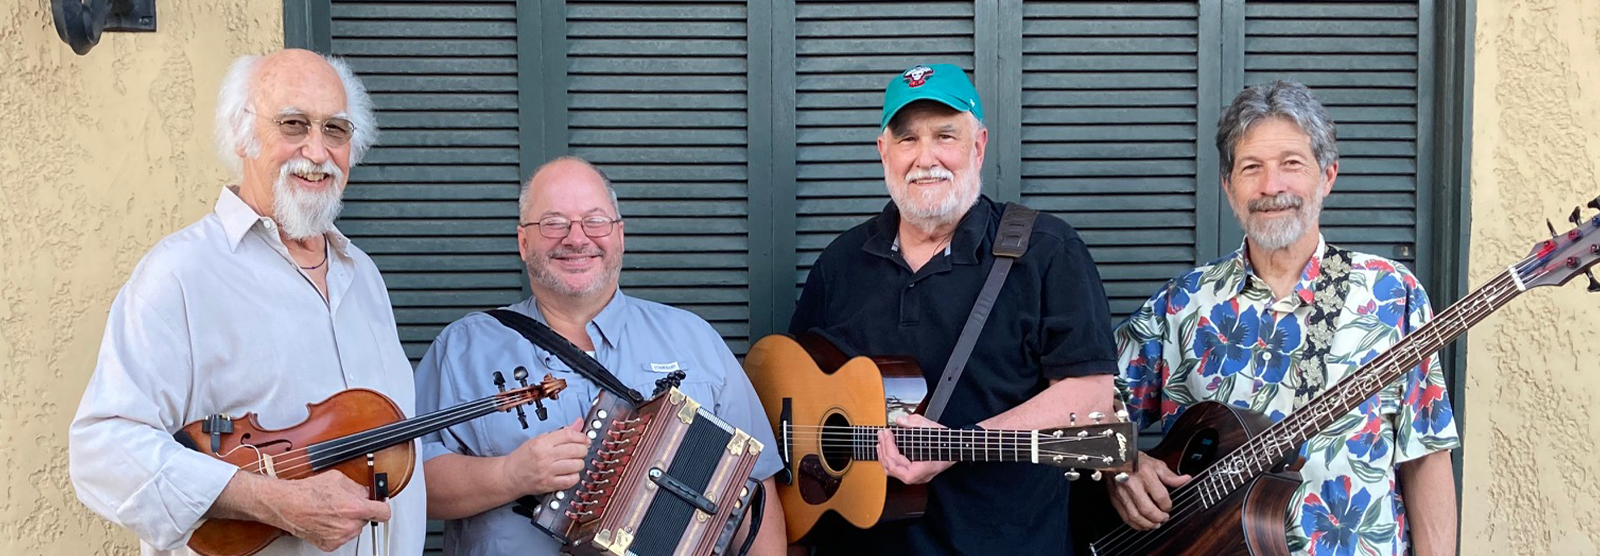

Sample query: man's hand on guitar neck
[877,414,955,485]
[1106,451,1191,530]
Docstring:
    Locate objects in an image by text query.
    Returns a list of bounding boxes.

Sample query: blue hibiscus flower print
[1193,301,1259,378]
[1251,311,1302,383]
[1301,477,1372,556]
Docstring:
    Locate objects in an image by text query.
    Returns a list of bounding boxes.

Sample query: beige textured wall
[1464,0,1600,554]
[0,2,281,554]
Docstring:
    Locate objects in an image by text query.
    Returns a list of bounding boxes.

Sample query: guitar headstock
[492,366,568,428]
[1516,196,1600,292]
[1035,411,1137,481]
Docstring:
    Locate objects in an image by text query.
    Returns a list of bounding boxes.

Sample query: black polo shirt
[789,195,1117,555]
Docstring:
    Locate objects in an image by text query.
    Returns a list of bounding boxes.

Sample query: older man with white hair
[68,49,426,555]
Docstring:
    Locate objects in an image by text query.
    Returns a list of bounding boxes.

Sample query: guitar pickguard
[797,455,840,505]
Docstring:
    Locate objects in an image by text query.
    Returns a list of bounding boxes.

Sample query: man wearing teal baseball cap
[789,64,1121,555]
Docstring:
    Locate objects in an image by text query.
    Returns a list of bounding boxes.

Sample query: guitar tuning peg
[1091,470,1103,482]
[1572,207,1585,226]
[1114,472,1130,484]
[1115,409,1129,422]
[1088,411,1105,423]
[1068,412,1077,426]
[492,371,507,392]
[1064,470,1081,481]
[1586,270,1600,293]
[1548,219,1560,238]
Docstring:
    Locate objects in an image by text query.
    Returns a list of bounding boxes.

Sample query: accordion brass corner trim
[745,436,764,456]
[676,394,700,424]
[594,528,633,556]
[728,429,751,456]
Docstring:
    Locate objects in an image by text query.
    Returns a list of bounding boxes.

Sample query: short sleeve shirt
[1115,237,1461,556]
[414,291,782,556]
[789,195,1119,555]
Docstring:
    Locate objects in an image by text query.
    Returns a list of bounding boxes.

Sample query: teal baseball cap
[880,63,983,129]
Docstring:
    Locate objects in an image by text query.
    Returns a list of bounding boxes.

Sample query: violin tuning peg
[1586,270,1600,293]
[492,371,507,391]
[534,399,550,422]
[1587,196,1600,212]
[1548,219,1560,238]
[513,365,530,386]
[1064,470,1081,481]
[1572,207,1585,226]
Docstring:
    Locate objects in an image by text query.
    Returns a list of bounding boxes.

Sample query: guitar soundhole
[1177,428,1220,476]
[820,412,854,473]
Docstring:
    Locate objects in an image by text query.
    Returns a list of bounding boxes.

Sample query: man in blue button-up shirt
[414,156,786,556]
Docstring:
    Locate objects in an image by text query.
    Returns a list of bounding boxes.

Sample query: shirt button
[1262,352,1273,361]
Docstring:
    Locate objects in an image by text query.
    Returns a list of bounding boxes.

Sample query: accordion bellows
[520,388,764,556]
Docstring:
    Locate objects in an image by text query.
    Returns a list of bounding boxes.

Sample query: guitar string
[1093,265,1528,556]
[226,390,538,479]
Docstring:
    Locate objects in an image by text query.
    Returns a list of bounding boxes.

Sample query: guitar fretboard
[832,426,1037,463]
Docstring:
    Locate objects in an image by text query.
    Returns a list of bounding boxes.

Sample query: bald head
[519,156,620,221]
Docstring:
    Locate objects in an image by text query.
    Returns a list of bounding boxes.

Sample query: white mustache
[905,167,954,183]
[280,157,343,184]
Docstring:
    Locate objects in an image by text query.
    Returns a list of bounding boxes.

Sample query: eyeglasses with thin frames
[248,109,356,147]
[520,215,623,239]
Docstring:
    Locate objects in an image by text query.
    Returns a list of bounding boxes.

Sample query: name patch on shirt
[647,361,681,373]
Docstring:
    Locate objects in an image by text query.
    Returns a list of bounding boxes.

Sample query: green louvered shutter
[1019,1,1208,319]
[330,3,524,362]
[323,3,522,552]
[1243,0,1433,278]
[565,1,756,352]
[792,1,978,292]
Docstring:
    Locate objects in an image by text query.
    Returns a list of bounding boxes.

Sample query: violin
[174,367,565,556]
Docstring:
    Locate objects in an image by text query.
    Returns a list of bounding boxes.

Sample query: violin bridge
[260,452,279,479]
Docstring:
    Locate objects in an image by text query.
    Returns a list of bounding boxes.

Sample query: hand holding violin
[211,470,391,551]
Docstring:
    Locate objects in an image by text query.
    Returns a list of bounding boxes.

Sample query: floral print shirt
[1115,236,1460,556]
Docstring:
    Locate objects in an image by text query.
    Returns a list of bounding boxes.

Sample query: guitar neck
[303,390,530,470]
[846,426,1039,463]
[1223,268,1522,479]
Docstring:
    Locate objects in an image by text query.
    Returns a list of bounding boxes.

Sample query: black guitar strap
[923,202,1039,422]
[484,308,644,405]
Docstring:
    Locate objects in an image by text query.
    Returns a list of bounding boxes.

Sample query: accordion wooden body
[516,388,765,556]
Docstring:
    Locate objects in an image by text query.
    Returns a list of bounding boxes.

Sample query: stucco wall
[0,2,281,554]
[1464,0,1600,554]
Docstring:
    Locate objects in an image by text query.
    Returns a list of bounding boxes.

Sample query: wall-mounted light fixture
[52,0,157,55]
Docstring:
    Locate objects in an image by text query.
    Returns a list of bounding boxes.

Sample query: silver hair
[1216,80,1337,182]
[519,156,621,218]
[214,53,379,176]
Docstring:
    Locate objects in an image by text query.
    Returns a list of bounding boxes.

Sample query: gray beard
[1238,191,1324,251]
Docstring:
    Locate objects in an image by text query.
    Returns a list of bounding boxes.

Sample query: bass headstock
[1036,410,1137,482]
[1516,196,1600,292]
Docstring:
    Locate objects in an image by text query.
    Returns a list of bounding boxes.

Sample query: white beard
[888,161,981,234]
[272,157,346,240]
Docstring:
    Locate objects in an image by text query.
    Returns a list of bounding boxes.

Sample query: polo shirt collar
[862,195,992,266]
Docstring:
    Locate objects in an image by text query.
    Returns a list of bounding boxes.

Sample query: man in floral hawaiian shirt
[1109,81,1460,556]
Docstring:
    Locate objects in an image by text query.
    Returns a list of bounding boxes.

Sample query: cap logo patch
[902,65,934,88]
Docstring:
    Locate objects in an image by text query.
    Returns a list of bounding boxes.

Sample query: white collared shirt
[68,186,426,555]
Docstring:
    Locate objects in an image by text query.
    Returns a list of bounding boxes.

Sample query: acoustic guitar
[744,333,1135,543]
[1070,198,1600,555]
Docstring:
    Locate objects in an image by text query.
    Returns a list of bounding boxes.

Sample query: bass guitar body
[744,333,929,543]
[1072,401,1299,556]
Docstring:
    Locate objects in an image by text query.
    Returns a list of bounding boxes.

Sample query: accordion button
[592,419,604,430]
[588,431,598,439]
[597,410,609,419]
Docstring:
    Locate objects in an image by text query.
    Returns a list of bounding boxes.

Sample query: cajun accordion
[514,387,765,556]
